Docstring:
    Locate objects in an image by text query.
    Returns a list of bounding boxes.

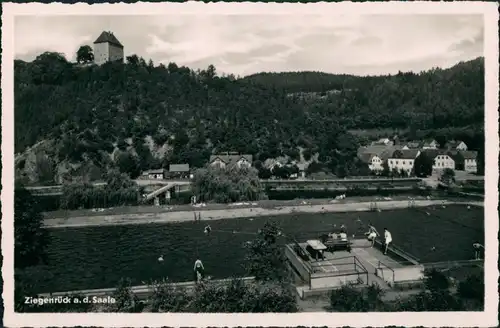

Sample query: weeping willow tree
[191,166,267,203]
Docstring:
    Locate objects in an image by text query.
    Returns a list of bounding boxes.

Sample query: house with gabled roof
[445,140,468,151]
[449,150,478,173]
[422,149,455,172]
[209,152,253,169]
[141,168,165,180]
[93,31,124,65]
[387,149,421,176]
[168,164,190,179]
[371,138,394,146]
[357,145,402,173]
[404,139,439,150]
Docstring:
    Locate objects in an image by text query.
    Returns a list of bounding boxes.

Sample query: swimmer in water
[473,243,484,260]
[194,259,205,283]
[204,225,212,235]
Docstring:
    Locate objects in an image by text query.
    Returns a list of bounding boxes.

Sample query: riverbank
[44,198,483,229]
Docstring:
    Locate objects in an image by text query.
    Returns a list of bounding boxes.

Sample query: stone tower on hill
[93,31,124,65]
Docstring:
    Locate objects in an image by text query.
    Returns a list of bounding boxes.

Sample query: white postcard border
[2,1,498,327]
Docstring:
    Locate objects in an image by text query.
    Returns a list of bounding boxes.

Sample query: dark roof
[422,149,449,159]
[93,31,124,48]
[405,141,423,149]
[460,150,478,160]
[358,145,403,161]
[209,154,253,166]
[143,168,164,175]
[169,164,190,172]
[391,149,420,159]
[358,153,375,164]
[445,140,465,149]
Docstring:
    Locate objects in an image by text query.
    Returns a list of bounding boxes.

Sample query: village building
[357,145,402,173]
[296,163,307,179]
[387,149,421,176]
[168,164,190,179]
[371,138,394,146]
[141,168,165,180]
[404,139,439,150]
[445,140,468,151]
[449,151,478,173]
[462,151,479,173]
[423,150,456,172]
[209,153,253,169]
[93,31,124,65]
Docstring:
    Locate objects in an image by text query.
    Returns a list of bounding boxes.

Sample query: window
[402,161,406,165]
[396,161,399,165]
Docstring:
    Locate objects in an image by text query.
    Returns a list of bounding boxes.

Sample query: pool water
[31,204,483,293]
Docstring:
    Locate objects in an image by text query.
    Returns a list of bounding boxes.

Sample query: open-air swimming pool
[29,204,483,293]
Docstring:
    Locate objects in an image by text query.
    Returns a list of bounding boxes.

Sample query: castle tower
[93,31,124,65]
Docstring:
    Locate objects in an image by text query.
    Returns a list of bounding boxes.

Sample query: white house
[209,153,253,169]
[445,140,468,151]
[387,149,421,176]
[357,145,401,173]
[372,138,394,146]
[432,153,456,171]
[422,139,439,149]
[404,139,439,150]
[142,169,164,180]
[462,151,478,173]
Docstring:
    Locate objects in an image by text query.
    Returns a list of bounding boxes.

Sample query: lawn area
[28,204,483,293]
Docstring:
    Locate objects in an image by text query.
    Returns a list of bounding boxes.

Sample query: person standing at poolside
[473,243,484,260]
[384,228,392,255]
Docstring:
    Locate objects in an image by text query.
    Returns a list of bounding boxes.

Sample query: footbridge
[143,181,191,204]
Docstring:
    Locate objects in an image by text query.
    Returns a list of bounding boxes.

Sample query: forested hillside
[14,53,484,185]
[243,58,484,129]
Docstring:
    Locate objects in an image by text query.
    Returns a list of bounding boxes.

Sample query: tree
[34,152,56,185]
[126,54,140,66]
[440,168,456,185]
[76,45,94,64]
[457,274,484,306]
[14,183,50,269]
[244,221,288,282]
[147,278,298,312]
[381,160,390,176]
[192,166,266,203]
[115,152,141,178]
[413,152,434,177]
[393,269,463,311]
[329,283,387,312]
[108,278,143,312]
[148,278,191,312]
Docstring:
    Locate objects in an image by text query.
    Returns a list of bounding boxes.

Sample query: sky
[14,14,484,76]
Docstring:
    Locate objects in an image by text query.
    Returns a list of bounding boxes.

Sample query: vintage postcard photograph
[2,1,498,327]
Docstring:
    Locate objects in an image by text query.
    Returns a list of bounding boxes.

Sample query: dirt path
[43,200,483,229]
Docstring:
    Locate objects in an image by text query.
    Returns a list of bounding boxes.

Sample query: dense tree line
[244,58,484,130]
[59,170,142,210]
[192,166,267,203]
[15,52,484,184]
